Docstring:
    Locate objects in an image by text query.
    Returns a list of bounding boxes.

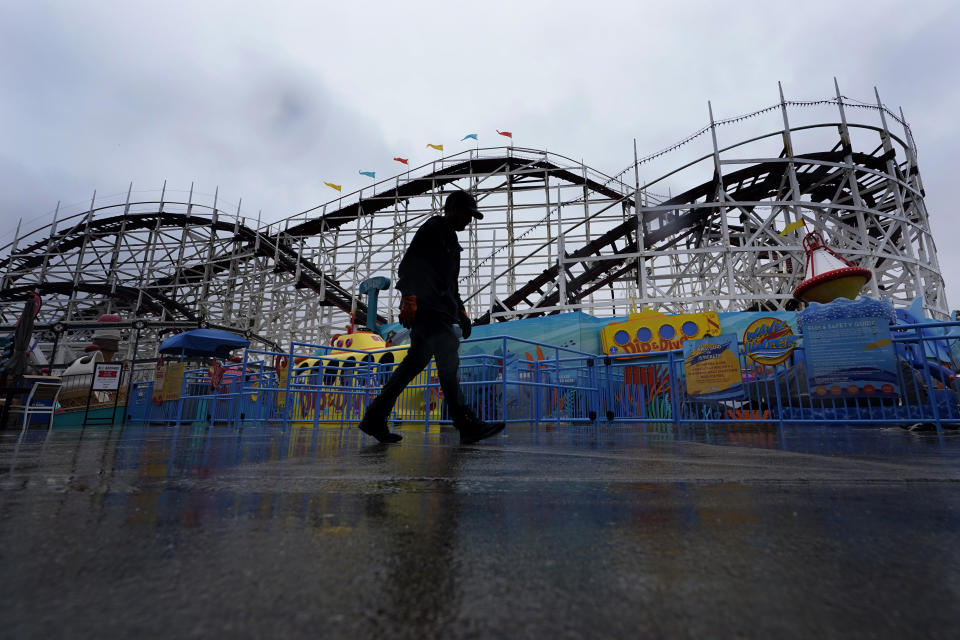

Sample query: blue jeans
[362,315,466,424]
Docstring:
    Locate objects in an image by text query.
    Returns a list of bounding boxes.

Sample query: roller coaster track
[2,94,946,338]
[283,155,626,237]
[0,212,372,323]
[0,282,196,319]
[0,154,626,328]
[476,147,913,324]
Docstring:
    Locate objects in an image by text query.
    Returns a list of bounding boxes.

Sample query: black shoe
[452,406,505,445]
[459,420,505,445]
[358,417,402,443]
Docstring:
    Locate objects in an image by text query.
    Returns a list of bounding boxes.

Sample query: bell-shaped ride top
[792,231,872,304]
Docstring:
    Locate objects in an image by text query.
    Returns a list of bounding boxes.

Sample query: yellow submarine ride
[285,278,444,428]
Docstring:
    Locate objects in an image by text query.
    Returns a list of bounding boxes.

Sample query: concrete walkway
[2,422,959,639]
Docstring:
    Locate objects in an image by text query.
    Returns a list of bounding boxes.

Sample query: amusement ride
[0,83,953,429]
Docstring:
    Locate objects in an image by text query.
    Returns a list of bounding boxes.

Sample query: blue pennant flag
[359,171,376,179]
[460,133,478,141]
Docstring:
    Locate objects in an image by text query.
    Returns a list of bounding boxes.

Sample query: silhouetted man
[358,190,505,445]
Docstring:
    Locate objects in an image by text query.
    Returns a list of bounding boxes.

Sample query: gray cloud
[2,0,958,307]
[0,1,391,226]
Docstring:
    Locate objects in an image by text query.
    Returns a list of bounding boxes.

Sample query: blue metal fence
[127,324,960,434]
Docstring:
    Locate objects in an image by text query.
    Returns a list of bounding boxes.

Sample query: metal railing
[127,323,960,436]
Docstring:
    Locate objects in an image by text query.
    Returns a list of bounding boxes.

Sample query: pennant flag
[777,219,806,237]
[324,182,342,192]
[496,130,513,139]
[359,171,376,179]
[393,157,409,165]
[426,143,444,151]
[461,133,478,141]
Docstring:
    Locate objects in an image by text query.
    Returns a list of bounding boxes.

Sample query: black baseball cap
[445,190,483,220]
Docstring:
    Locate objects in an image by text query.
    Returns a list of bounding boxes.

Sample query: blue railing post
[501,337,508,425]
[283,342,295,430]
[586,358,598,422]
[236,349,250,429]
[176,364,188,426]
[668,351,681,431]
[603,357,613,423]
[771,348,787,438]
[312,364,321,431]
[915,327,943,437]
[424,359,432,433]
[533,354,542,425]
[556,347,562,428]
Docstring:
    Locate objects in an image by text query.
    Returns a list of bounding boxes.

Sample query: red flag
[496,130,513,139]
[393,157,409,165]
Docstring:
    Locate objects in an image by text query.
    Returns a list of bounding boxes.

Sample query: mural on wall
[601,310,721,356]
[617,363,673,420]
[463,311,614,355]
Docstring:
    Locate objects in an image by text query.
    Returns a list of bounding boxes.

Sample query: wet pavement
[2,421,959,639]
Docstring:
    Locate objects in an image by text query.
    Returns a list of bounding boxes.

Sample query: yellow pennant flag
[426,143,444,151]
[778,219,806,237]
[324,182,342,192]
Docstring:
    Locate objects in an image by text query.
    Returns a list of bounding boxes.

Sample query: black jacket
[396,216,463,321]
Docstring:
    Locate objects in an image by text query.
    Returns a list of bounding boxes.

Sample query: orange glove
[399,295,417,328]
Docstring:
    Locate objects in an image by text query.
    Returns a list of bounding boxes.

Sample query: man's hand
[458,308,472,339]
[399,295,417,328]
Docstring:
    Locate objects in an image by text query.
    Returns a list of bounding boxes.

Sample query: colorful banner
[803,317,900,399]
[683,334,744,402]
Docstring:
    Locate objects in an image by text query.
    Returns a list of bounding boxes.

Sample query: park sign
[683,334,744,402]
[803,316,900,399]
[91,363,123,391]
[602,310,721,356]
[743,317,798,366]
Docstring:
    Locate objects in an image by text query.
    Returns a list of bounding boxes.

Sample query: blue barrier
[126,325,960,435]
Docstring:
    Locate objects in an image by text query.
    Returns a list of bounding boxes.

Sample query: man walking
[358,190,505,445]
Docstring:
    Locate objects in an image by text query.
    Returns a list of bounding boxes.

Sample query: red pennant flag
[496,130,513,139]
[393,157,409,165]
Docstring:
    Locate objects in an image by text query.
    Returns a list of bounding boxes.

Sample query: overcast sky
[2,0,958,308]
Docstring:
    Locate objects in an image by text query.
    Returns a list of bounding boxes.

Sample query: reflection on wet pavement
[2,422,959,638]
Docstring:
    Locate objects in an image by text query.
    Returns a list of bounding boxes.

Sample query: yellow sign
[743,317,797,367]
[602,310,721,356]
[683,335,743,401]
[162,362,186,402]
